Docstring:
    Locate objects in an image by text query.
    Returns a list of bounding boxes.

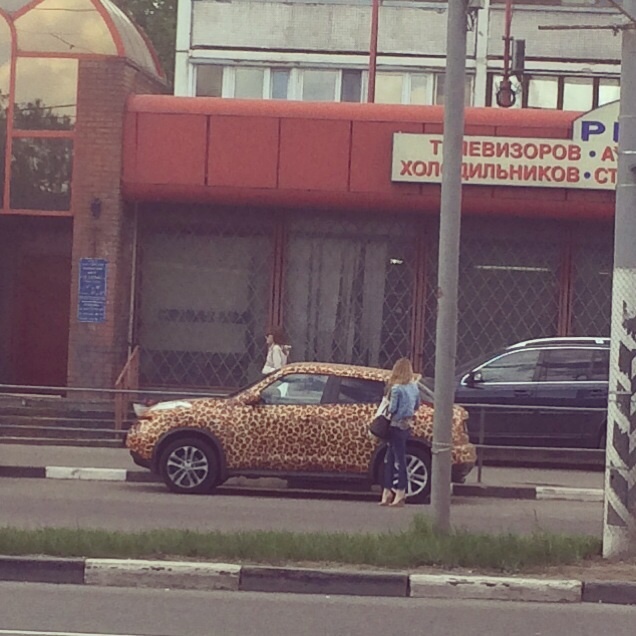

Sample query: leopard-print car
[126,362,476,503]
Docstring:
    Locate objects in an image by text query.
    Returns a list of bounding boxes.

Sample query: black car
[452,337,609,449]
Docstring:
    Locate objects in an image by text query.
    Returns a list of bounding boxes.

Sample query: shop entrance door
[11,255,71,388]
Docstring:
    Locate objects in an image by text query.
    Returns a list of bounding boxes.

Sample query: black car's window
[590,349,610,381]
[260,373,329,405]
[333,377,385,404]
[477,349,540,383]
[542,348,596,382]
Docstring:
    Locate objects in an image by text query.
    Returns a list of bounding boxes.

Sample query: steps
[0,394,132,447]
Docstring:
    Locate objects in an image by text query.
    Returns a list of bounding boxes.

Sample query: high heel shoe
[389,490,406,507]
[378,488,394,506]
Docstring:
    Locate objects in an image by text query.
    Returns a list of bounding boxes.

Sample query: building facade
[0,0,165,391]
[175,0,622,111]
[0,0,620,395]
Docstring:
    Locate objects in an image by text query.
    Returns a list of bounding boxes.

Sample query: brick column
[67,59,164,390]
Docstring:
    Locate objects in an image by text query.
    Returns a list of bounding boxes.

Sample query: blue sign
[78,258,108,323]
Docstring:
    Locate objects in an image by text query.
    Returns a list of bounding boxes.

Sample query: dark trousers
[383,426,410,490]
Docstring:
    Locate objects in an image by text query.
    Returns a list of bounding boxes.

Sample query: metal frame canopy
[0,0,163,78]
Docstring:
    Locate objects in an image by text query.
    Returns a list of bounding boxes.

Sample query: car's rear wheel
[159,437,219,494]
[405,446,432,504]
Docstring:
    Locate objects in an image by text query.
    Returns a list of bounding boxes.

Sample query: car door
[248,372,330,472]
[533,347,608,448]
[455,348,541,445]
[318,376,386,474]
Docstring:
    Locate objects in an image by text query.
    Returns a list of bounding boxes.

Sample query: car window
[542,348,596,382]
[260,374,329,405]
[333,377,385,404]
[590,349,610,381]
[477,349,540,383]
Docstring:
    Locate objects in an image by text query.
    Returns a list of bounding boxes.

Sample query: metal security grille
[422,219,563,376]
[136,206,274,389]
[570,225,613,336]
[282,213,418,369]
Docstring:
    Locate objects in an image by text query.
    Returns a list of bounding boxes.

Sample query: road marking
[535,486,603,502]
[0,631,145,636]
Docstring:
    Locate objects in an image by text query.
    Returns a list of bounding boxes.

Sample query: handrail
[114,346,140,431]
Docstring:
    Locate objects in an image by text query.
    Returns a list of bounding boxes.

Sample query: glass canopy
[0,0,163,78]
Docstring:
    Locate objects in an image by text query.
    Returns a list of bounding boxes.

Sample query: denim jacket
[388,381,420,428]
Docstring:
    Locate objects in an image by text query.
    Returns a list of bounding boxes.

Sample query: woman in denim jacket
[380,357,420,507]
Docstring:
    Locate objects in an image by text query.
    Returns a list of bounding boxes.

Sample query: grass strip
[0,516,600,572]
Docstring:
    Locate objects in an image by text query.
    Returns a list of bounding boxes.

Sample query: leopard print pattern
[126,362,476,474]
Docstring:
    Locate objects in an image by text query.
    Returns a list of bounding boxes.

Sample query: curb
[0,556,633,605]
[0,464,604,502]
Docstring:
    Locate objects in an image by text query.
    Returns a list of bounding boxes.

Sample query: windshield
[227,375,269,398]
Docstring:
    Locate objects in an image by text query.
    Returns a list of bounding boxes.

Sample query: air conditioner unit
[468,0,485,9]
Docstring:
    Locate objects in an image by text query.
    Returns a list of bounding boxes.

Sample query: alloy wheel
[405,452,429,497]
[165,445,210,489]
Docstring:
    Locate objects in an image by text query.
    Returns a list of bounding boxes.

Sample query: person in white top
[261,326,290,375]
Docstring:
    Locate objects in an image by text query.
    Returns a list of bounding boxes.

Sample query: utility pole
[367,0,380,103]
[431,0,469,533]
[604,0,636,558]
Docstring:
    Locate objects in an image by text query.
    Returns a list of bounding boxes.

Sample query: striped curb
[1,556,635,604]
[0,463,605,502]
[85,559,241,591]
[409,573,582,603]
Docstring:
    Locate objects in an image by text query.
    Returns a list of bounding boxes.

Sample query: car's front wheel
[159,437,220,494]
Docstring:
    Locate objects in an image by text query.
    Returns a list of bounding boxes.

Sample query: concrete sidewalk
[0,443,605,501]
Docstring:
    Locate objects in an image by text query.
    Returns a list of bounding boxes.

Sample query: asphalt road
[0,478,603,536]
[0,583,635,636]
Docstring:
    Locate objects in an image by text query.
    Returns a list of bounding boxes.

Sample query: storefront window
[284,214,417,370]
[0,16,10,208]
[10,138,73,211]
[302,69,337,101]
[14,58,78,130]
[234,67,264,99]
[196,65,223,97]
[137,207,274,388]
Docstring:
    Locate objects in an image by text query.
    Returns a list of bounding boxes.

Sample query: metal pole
[604,3,636,558]
[367,0,380,103]
[431,0,468,533]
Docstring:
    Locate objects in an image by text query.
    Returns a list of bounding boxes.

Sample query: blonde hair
[388,357,415,387]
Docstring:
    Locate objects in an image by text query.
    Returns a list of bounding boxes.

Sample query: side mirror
[465,370,484,387]
[243,393,262,406]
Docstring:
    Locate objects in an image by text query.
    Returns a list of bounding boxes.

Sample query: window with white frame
[193,64,459,106]
[598,78,619,105]
[301,69,339,101]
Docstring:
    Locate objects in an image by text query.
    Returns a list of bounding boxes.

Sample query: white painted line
[85,559,241,591]
[535,486,604,502]
[409,574,582,603]
[0,631,143,636]
[45,467,127,482]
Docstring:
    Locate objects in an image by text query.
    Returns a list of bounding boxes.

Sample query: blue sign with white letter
[78,258,108,323]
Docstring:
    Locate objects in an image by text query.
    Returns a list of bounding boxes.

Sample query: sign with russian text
[78,258,108,323]
[392,100,619,190]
